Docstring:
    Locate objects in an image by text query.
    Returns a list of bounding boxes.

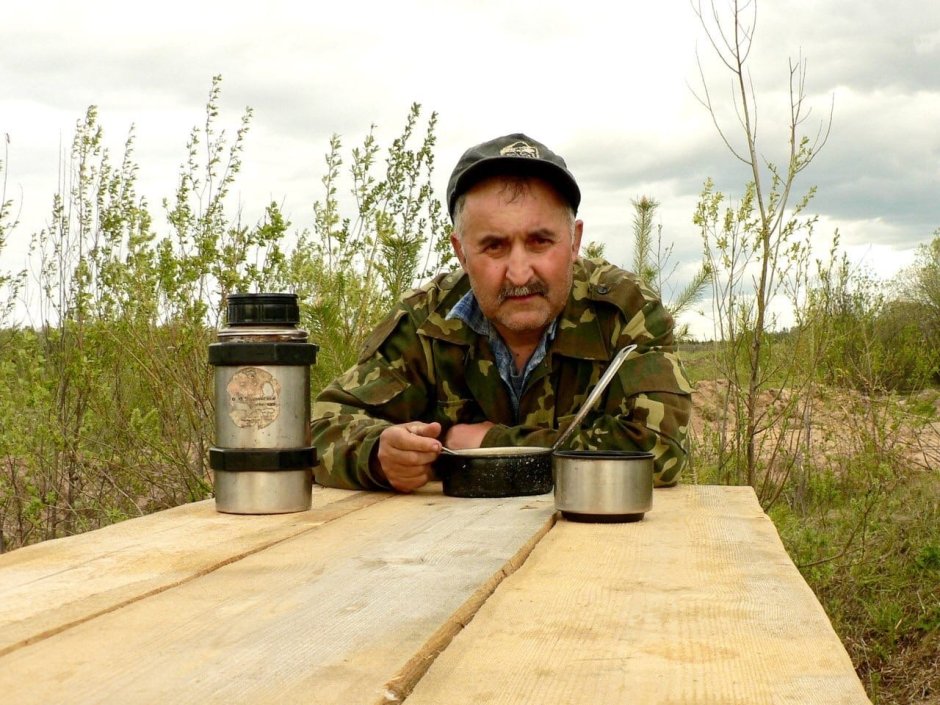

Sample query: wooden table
[0,484,871,704]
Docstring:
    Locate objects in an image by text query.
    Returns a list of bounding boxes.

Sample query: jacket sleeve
[311,307,434,490]
[481,284,692,487]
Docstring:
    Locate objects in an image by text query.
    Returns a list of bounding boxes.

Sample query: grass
[771,471,939,703]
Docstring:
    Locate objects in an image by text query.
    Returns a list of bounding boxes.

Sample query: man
[311,133,692,492]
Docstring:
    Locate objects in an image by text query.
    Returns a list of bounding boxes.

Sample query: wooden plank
[406,484,872,705]
[0,486,556,705]
[0,486,387,655]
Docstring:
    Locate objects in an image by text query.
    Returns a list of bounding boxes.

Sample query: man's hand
[376,422,443,492]
[444,422,495,450]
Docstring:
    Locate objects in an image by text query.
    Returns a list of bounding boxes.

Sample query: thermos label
[226,367,281,429]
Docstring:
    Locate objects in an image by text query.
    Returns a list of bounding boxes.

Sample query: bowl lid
[444,446,551,457]
[553,449,654,460]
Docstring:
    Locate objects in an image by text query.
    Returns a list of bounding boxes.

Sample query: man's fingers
[388,472,429,493]
[387,454,434,477]
[377,423,443,493]
[404,421,442,440]
[396,425,442,456]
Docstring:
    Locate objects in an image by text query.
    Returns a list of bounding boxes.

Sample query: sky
[2,0,939,338]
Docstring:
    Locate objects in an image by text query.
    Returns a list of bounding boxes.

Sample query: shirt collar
[446,290,558,416]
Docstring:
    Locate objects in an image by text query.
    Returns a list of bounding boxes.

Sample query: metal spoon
[551,343,637,451]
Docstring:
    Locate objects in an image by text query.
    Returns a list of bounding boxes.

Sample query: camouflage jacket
[311,257,693,490]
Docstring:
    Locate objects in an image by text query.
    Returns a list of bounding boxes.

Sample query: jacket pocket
[338,355,410,408]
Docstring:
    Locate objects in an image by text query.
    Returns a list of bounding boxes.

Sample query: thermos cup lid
[226,293,299,325]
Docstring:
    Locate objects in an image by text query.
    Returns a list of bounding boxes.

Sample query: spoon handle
[552,344,637,451]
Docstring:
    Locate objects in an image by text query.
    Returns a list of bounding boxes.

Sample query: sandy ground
[690,379,940,474]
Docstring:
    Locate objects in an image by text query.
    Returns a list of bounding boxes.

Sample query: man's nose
[505,246,533,286]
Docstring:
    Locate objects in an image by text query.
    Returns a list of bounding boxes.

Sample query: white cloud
[1,0,938,319]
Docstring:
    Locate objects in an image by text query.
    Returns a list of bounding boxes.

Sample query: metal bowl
[434,446,553,498]
[552,450,654,522]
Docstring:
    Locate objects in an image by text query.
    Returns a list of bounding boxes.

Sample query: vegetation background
[1,27,938,703]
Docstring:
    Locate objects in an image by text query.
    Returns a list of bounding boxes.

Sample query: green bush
[0,80,448,551]
[809,257,938,393]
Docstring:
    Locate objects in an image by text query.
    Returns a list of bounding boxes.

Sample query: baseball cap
[446,133,581,220]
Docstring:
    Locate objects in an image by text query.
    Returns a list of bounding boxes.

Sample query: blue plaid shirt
[446,290,558,416]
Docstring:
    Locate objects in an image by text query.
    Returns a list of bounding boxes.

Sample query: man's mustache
[498,280,548,303]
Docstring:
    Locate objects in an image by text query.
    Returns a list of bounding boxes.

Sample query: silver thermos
[208,293,318,514]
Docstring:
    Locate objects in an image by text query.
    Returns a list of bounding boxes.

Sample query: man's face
[451,176,583,348]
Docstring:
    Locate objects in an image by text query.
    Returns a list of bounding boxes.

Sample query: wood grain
[0,486,386,655]
[405,485,872,705]
[0,487,555,705]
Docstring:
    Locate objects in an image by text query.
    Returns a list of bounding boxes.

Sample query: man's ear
[451,232,467,270]
[571,220,584,257]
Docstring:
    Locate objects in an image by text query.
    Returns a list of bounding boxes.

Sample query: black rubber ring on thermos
[208,342,318,366]
[209,447,317,472]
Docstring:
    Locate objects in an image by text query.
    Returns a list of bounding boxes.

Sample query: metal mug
[553,450,654,522]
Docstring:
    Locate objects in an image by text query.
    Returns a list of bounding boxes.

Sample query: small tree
[691,0,834,503]
[585,197,710,341]
[290,104,451,388]
[0,135,24,326]
[629,195,710,340]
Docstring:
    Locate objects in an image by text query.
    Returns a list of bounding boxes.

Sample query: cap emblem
[499,141,539,159]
